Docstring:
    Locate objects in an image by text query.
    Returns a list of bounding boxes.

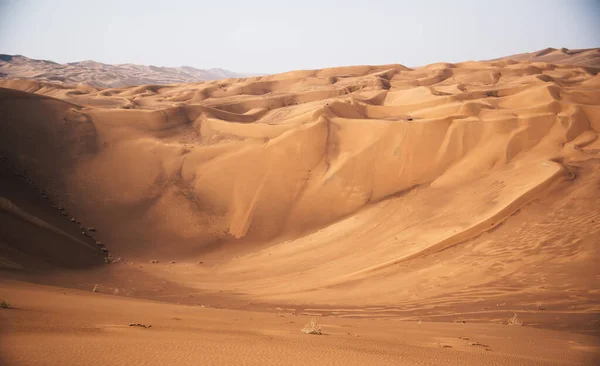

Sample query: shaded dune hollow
[1,53,599,333]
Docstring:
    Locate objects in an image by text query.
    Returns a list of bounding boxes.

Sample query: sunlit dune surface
[1,48,599,365]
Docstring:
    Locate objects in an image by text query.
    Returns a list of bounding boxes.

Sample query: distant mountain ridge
[489,47,600,68]
[0,54,261,88]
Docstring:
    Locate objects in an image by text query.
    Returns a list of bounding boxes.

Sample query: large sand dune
[1,48,599,364]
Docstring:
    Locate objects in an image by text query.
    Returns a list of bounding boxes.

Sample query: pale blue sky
[0,0,598,73]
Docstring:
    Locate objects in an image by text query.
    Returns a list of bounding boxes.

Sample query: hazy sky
[0,0,598,73]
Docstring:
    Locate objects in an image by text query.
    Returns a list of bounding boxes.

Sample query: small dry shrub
[0,300,14,309]
[301,317,322,335]
[507,313,523,326]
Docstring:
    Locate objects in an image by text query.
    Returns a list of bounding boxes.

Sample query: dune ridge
[1,49,599,343]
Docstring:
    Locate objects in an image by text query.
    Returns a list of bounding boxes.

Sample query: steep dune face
[0,88,104,268]
[1,54,599,331]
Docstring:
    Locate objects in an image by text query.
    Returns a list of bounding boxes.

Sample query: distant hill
[489,47,600,68]
[0,54,262,87]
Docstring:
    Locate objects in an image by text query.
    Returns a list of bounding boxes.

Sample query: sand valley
[1,47,599,365]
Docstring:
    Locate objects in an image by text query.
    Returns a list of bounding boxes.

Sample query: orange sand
[1,48,599,364]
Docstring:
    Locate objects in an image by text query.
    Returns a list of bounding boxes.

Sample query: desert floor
[2,280,599,365]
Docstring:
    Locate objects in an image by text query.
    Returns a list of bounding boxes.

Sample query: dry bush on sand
[0,299,14,309]
[507,313,523,326]
[301,317,322,335]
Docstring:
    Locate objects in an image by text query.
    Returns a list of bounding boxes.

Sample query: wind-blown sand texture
[1,48,599,365]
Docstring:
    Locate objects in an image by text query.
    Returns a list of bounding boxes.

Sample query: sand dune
[1,49,599,364]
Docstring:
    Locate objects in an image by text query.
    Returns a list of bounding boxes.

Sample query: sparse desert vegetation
[507,313,523,326]
[0,299,14,309]
[301,317,322,335]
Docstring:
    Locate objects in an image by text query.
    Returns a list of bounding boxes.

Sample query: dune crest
[1,51,599,337]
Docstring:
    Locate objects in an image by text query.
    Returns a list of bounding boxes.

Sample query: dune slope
[1,51,599,352]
